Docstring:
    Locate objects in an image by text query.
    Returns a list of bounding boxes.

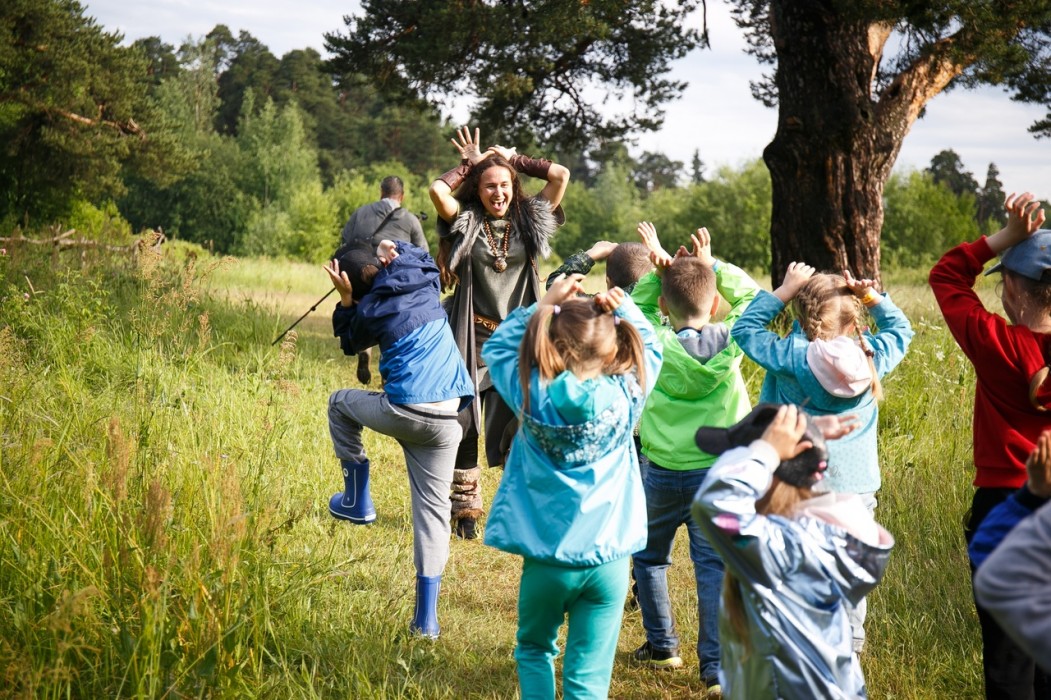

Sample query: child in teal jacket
[481,274,662,700]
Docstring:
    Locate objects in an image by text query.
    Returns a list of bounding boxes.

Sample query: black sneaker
[633,641,683,669]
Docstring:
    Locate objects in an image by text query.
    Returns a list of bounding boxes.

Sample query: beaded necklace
[482,217,511,272]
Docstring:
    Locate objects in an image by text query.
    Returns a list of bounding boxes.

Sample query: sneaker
[633,641,683,669]
[705,683,722,699]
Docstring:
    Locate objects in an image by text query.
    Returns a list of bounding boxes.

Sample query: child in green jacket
[630,222,759,697]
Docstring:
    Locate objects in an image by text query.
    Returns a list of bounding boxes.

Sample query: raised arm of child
[843,269,914,379]
[480,274,586,414]
[929,192,1046,361]
[545,240,617,290]
[731,262,816,372]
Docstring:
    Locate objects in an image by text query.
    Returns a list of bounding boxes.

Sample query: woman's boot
[450,466,482,539]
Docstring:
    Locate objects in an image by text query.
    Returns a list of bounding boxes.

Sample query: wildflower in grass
[197,312,211,353]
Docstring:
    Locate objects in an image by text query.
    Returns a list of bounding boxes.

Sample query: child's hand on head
[649,249,673,277]
[377,240,399,266]
[323,259,356,306]
[542,273,586,307]
[773,262,816,303]
[761,405,813,461]
[686,227,716,267]
[594,286,625,313]
[843,270,879,301]
[637,221,672,261]
[1026,429,1051,499]
[1004,192,1046,245]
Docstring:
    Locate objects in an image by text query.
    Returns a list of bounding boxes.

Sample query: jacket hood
[519,392,633,466]
[806,336,873,398]
[657,330,743,400]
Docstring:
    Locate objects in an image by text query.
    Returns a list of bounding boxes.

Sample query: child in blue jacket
[730,262,913,653]
[480,274,662,700]
[324,239,473,638]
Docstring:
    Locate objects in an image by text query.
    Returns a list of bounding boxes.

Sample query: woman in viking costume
[429,126,569,539]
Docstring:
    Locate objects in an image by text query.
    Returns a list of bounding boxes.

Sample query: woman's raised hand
[451,126,488,165]
[487,145,518,161]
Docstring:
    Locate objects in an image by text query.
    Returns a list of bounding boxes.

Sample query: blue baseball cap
[984,230,1051,283]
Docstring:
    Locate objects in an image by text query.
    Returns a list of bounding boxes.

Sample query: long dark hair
[437,155,536,290]
[455,155,528,221]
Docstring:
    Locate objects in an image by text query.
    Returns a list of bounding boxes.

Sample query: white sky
[83,0,1049,196]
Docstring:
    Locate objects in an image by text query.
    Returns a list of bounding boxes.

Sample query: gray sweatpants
[328,389,463,577]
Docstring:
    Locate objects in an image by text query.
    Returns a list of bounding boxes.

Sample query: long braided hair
[793,273,883,401]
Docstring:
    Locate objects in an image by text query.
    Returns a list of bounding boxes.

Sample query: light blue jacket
[480,297,663,566]
[731,290,913,493]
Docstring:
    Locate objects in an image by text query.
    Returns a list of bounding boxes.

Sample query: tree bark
[762,1,966,286]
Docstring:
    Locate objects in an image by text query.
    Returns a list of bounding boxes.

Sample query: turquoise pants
[515,556,629,700]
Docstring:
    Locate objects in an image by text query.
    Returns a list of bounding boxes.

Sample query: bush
[882,170,980,267]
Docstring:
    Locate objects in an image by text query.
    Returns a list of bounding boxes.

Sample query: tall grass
[0,247,988,698]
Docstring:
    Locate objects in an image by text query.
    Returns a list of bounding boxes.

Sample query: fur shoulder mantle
[445,197,559,273]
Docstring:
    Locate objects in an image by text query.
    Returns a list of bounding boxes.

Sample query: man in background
[339,176,428,385]
[341,175,427,251]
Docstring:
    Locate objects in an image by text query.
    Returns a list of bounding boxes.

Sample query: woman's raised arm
[430,126,490,223]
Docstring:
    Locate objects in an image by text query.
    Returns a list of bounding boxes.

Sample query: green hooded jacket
[632,263,760,470]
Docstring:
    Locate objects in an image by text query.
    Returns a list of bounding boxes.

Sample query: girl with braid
[730,263,913,655]
[429,126,569,539]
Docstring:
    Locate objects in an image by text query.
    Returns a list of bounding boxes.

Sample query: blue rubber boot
[329,459,376,524]
[410,575,441,639]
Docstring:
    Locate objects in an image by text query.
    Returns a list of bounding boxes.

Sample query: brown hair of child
[606,242,653,290]
[793,273,884,401]
[517,297,647,415]
[662,257,717,320]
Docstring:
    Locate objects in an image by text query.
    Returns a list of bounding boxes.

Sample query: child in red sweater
[929,191,1051,699]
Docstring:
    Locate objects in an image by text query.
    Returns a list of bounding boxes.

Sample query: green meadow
[0,245,987,698]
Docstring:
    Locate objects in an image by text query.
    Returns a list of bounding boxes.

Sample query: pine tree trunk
[763,2,908,287]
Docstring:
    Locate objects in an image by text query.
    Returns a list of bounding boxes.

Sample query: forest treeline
[0,2,1013,271]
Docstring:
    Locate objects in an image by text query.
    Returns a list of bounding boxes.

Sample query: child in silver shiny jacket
[692,404,894,700]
